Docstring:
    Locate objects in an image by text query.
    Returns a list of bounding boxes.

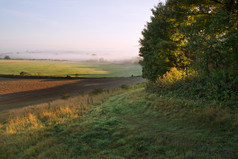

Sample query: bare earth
[0,77,145,121]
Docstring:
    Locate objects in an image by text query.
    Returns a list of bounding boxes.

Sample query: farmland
[0,60,142,77]
[0,77,145,121]
[0,78,79,95]
[0,59,143,121]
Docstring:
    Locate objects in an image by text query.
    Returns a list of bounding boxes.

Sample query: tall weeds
[1,88,125,135]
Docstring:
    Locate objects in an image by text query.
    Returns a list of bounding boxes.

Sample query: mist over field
[0,50,141,63]
[1,0,237,158]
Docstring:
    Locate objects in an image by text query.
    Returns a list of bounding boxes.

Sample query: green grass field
[0,60,142,77]
[0,84,237,158]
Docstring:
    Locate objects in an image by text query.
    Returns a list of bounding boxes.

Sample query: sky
[0,0,165,59]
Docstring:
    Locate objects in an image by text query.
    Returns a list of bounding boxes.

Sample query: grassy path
[1,87,237,158]
[75,89,236,159]
[51,89,237,158]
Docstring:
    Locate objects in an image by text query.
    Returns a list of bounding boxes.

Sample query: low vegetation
[61,93,70,100]
[20,71,31,76]
[120,84,129,90]
[149,68,238,108]
[0,83,237,158]
[89,88,104,96]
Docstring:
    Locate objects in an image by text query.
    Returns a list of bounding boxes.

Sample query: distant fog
[0,51,142,63]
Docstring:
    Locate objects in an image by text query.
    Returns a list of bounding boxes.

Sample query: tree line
[139,0,237,82]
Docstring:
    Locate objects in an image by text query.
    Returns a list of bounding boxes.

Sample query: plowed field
[0,77,145,121]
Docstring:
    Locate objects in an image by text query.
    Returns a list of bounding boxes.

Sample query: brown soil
[0,77,145,121]
[0,78,79,95]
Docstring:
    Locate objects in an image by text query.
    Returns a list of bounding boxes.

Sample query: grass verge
[0,84,237,158]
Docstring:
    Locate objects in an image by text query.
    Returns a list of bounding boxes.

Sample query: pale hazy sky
[0,0,165,57]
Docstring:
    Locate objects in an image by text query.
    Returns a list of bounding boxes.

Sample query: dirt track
[0,77,145,121]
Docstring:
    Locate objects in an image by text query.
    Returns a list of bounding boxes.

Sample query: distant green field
[0,60,142,77]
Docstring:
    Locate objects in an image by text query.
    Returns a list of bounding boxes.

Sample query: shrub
[61,93,70,100]
[145,81,158,93]
[121,85,129,90]
[156,67,187,88]
[36,72,42,76]
[89,88,104,96]
[152,68,238,107]
[4,56,10,59]
[20,71,31,76]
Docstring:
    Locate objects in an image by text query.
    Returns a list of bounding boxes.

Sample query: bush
[36,72,42,76]
[89,88,104,96]
[156,67,187,88]
[152,69,238,107]
[20,71,31,76]
[4,56,10,59]
[121,85,129,90]
[145,81,158,93]
[61,93,70,100]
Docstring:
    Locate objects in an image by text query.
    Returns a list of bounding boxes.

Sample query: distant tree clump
[4,56,10,60]
[20,71,31,76]
[66,75,72,79]
[75,73,79,78]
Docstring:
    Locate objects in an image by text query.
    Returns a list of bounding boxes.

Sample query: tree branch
[210,0,224,5]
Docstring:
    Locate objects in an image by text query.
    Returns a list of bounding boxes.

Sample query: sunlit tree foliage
[140,0,238,81]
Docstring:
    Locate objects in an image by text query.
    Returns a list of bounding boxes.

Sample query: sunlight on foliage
[156,67,187,88]
[6,113,44,134]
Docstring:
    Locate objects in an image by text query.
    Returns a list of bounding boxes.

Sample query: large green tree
[167,0,238,74]
[139,3,189,81]
[140,0,237,81]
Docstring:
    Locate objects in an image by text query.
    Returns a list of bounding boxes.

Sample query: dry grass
[0,78,79,95]
[2,88,124,135]
[0,85,237,158]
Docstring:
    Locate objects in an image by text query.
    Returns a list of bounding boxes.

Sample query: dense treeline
[139,0,238,106]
